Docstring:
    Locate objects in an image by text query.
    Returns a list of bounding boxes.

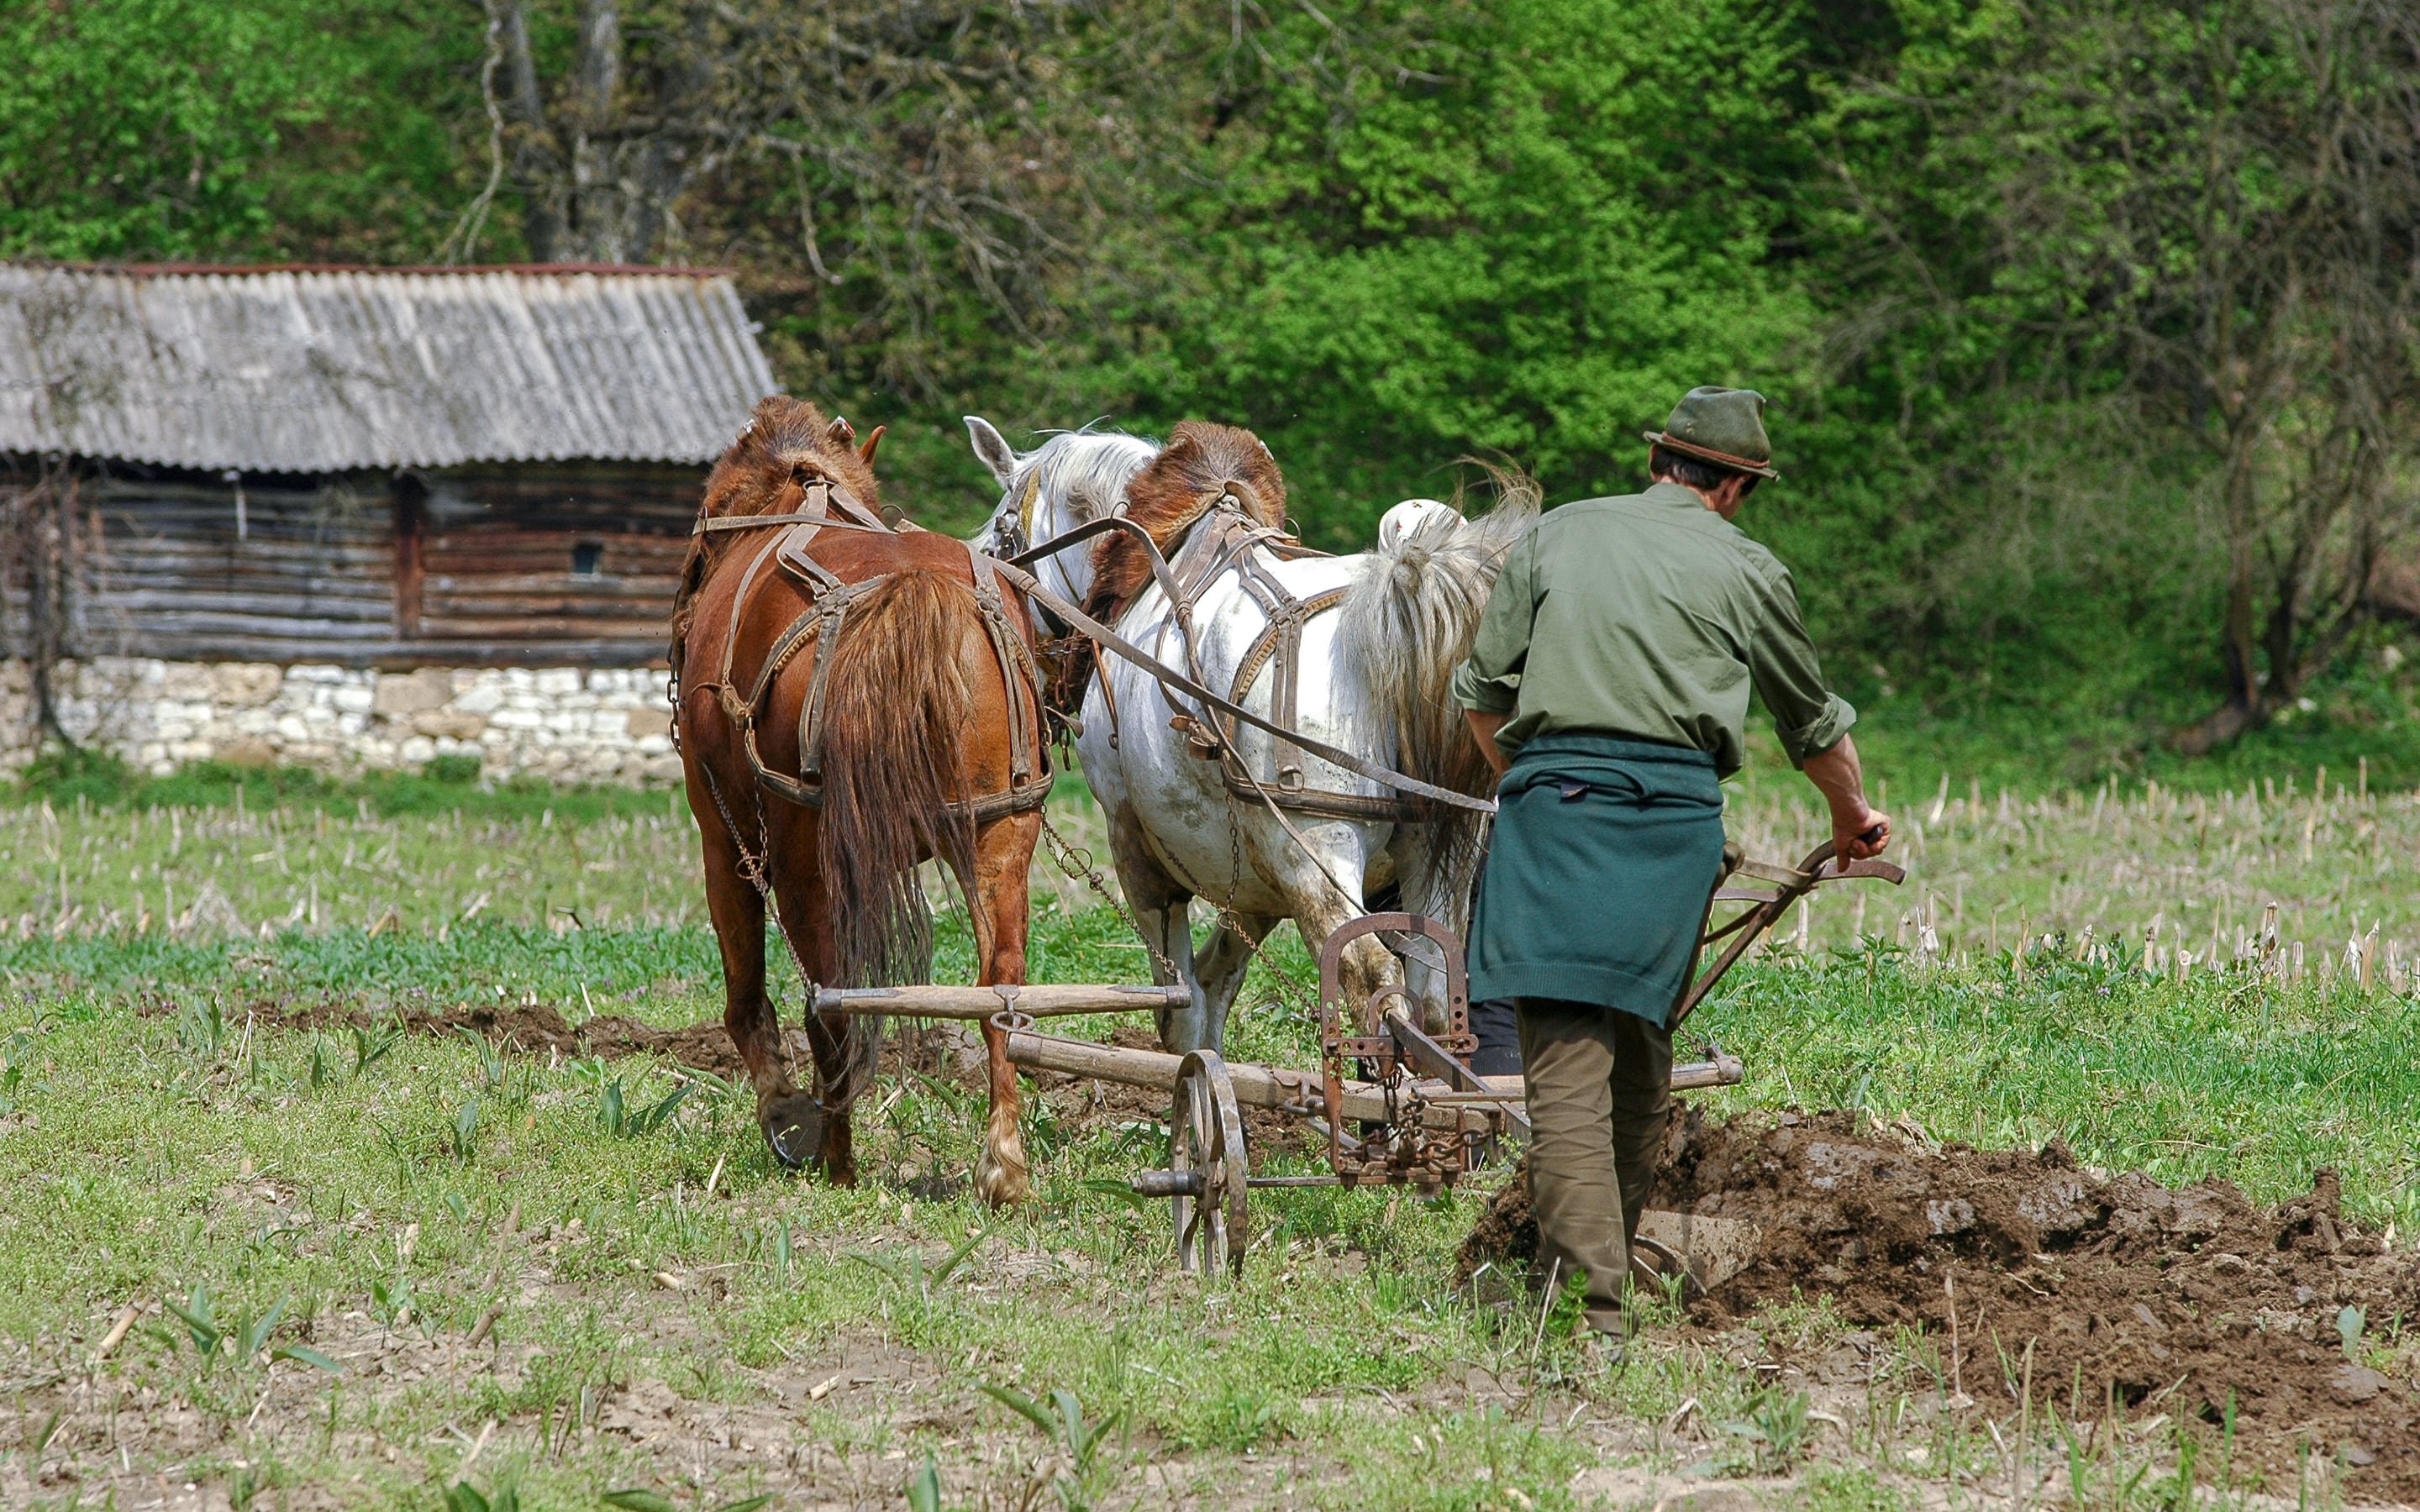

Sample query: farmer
[1453,386,1891,1350]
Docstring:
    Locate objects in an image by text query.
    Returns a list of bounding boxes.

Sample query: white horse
[964,416,1533,1053]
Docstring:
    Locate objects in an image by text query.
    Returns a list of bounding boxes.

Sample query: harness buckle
[1171,712,1223,759]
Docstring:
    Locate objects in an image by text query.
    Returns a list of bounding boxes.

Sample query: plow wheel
[1171,1051,1249,1276]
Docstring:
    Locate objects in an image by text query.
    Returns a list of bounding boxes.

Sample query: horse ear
[824,415,856,449]
[857,424,886,466]
[963,416,1020,487]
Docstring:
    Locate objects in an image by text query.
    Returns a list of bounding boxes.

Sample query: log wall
[52,462,702,668]
[76,475,392,663]
[413,465,697,655]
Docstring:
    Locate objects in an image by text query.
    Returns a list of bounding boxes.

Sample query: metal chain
[1223,907,1320,1022]
[1038,809,1179,983]
[1213,805,1320,1023]
[1037,807,1319,1021]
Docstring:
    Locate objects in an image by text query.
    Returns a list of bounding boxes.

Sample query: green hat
[1643,386,1779,481]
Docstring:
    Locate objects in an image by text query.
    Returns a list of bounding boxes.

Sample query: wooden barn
[0,263,777,668]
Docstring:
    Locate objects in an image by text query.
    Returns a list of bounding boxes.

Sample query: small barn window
[571,541,603,576]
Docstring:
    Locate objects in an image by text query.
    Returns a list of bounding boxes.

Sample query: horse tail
[819,564,1032,1205]
[816,568,981,991]
[1335,463,1541,923]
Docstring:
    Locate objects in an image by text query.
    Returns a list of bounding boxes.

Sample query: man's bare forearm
[1802,734,1891,865]
[1465,709,1511,779]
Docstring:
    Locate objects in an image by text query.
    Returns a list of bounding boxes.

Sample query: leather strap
[983,556,1495,815]
[696,480,830,535]
[713,526,1055,822]
[715,528,792,707]
[965,541,1040,789]
[692,477,899,534]
[1007,514,1194,618]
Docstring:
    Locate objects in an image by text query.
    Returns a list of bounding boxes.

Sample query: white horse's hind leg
[1194,912,1275,1054]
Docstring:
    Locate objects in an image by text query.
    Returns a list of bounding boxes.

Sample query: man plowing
[1454,386,1892,1354]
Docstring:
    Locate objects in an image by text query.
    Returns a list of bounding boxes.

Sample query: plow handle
[1668,840,1904,1031]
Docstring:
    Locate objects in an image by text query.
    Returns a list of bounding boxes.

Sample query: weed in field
[598,1074,692,1137]
[350,1021,399,1075]
[450,1097,480,1161]
[602,1488,774,1512]
[1712,1387,1815,1476]
[907,1454,962,1512]
[177,995,226,1058]
[2336,1304,2366,1362]
[0,1026,33,1115]
[370,1272,418,1333]
[459,1023,508,1090]
[980,1381,1120,1510]
[442,1476,520,1512]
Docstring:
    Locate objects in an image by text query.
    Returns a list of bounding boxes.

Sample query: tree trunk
[2186,417,2269,753]
[497,0,565,261]
[10,466,82,753]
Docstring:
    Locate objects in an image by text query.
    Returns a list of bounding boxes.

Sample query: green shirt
[1450,482,1854,778]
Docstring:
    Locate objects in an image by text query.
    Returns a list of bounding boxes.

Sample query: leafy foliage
[6,0,2420,748]
[0,0,476,261]
[1123,0,1815,544]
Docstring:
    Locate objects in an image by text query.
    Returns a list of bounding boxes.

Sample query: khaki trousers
[1516,996,1673,1336]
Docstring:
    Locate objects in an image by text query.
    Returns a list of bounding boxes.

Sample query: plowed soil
[1464,1110,2420,1495]
[171,995,756,1077]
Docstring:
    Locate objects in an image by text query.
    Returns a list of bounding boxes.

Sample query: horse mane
[1010,428,1160,528]
[1086,421,1287,616]
[700,394,882,520]
[1336,460,1541,924]
[673,396,884,649]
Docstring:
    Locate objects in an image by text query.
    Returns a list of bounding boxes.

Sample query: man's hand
[1464,709,1512,782]
[1801,734,1890,871]
[1832,807,1891,865]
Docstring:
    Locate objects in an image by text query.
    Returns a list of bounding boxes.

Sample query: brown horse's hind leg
[759,869,865,1188]
[969,810,1041,1207]
[689,759,825,1171]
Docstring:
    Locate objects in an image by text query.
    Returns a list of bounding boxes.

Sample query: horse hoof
[760,1095,827,1172]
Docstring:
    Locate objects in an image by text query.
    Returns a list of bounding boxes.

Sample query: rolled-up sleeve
[1748,562,1856,765]
[1451,531,1535,714]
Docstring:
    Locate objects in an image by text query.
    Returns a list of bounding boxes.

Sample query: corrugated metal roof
[0,264,780,472]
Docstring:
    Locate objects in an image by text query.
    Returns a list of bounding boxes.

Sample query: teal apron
[1468,732,1725,1026]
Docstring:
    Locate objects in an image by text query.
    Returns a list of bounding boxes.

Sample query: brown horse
[672,396,1050,1204]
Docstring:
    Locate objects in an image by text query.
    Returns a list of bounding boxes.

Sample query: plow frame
[814,840,1902,1276]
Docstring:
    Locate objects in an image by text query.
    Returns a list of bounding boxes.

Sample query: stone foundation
[1,659,680,784]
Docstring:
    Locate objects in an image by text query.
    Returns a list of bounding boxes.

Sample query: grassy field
[0,762,2414,1509]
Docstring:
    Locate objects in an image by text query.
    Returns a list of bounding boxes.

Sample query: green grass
[8,746,680,824]
[1,770,2413,1507]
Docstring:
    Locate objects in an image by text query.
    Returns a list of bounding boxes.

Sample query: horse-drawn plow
[674,400,1903,1284]
[805,841,1902,1277]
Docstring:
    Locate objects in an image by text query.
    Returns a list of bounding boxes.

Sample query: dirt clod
[1464,1109,2420,1494]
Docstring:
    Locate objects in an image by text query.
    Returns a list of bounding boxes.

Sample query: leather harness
[1042,501,1439,825]
[687,478,1055,824]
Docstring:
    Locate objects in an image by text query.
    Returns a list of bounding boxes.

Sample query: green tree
[1807,0,2420,746]
[1113,0,1816,543]
[0,0,479,263]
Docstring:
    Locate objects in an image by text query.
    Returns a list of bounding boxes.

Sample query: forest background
[8,0,2420,790]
